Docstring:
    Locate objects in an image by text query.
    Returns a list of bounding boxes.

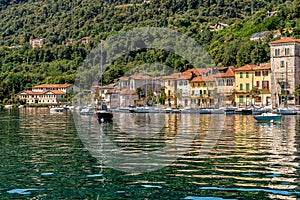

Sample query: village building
[119,89,138,107]
[269,37,300,105]
[208,22,229,31]
[30,38,45,48]
[17,84,76,104]
[214,66,235,106]
[235,64,272,108]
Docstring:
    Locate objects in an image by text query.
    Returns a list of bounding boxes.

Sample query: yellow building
[235,64,272,108]
[190,76,215,108]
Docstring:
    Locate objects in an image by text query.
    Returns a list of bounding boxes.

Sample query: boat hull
[96,111,113,122]
[253,115,281,123]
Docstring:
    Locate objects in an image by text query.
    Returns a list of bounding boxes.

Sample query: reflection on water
[0,108,299,199]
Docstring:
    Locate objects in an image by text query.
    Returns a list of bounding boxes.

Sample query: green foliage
[0,0,300,101]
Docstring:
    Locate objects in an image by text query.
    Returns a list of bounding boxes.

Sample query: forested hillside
[0,0,300,101]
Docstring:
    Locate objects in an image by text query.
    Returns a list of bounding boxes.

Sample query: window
[246,83,250,92]
[218,79,224,86]
[280,72,285,81]
[262,81,269,90]
[239,95,244,103]
[227,79,233,86]
[192,90,194,96]
[198,83,200,87]
[256,81,260,87]
[275,48,280,56]
[204,90,207,94]
[285,48,290,55]
[263,70,268,76]
[255,71,261,76]
[168,80,170,86]
[240,84,243,90]
[280,61,285,67]
[246,72,249,78]
[240,72,243,78]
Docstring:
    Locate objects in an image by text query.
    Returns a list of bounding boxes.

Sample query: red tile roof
[190,76,205,83]
[235,65,257,71]
[18,90,65,95]
[253,63,271,70]
[120,89,137,95]
[269,37,300,44]
[46,90,66,95]
[32,84,73,88]
[215,66,235,78]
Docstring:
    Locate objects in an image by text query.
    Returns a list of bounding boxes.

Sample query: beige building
[30,38,45,48]
[269,38,300,105]
[214,66,235,106]
[17,90,65,104]
[17,84,76,104]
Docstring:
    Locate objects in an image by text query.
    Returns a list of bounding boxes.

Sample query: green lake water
[0,108,299,199]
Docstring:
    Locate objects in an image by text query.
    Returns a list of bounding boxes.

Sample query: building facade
[269,38,300,105]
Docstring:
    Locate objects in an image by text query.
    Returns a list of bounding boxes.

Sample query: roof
[253,63,271,70]
[47,90,66,95]
[18,90,65,95]
[215,67,235,78]
[235,63,271,72]
[33,84,73,89]
[269,37,300,44]
[250,31,270,40]
[120,89,137,95]
[235,65,257,71]
[190,76,205,83]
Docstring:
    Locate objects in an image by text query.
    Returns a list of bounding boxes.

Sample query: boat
[50,107,64,112]
[241,108,252,115]
[277,108,298,115]
[4,105,13,109]
[211,108,225,114]
[95,104,113,122]
[80,107,94,115]
[253,112,281,123]
[164,108,172,113]
[224,107,237,114]
[181,107,199,114]
[199,109,212,114]
[129,107,150,113]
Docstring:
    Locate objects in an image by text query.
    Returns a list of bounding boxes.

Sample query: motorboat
[199,109,212,114]
[224,107,237,114]
[253,112,281,123]
[95,104,113,122]
[80,107,94,115]
[277,108,298,115]
[181,107,199,114]
[50,107,64,112]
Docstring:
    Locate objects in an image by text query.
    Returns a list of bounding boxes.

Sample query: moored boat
[277,108,298,115]
[253,112,281,123]
[95,104,113,122]
[50,107,64,112]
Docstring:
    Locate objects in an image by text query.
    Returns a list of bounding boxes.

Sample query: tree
[294,85,300,105]
[250,86,260,106]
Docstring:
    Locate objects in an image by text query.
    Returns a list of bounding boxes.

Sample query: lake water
[0,108,299,199]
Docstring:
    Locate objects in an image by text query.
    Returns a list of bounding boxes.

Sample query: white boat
[253,112,281,123]
[50,107,64,112]
[277,108,298,115]
[80,107,94,115]
[18,105,25,109]
[4,105,13,109]
[181,107,199,114]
